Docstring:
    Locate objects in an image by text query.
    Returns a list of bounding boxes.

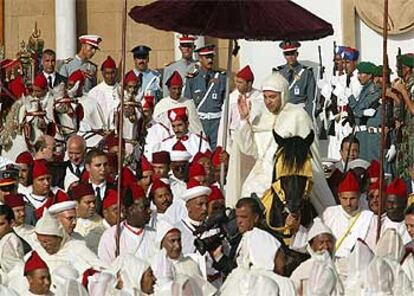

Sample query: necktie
[48,75,53,89]
[75,165,81,177]
[288,69,294,84]
[205,73,211,89]
[95,187,103,216]
[138,73,143,87]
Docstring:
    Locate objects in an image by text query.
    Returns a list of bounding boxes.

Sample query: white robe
[169,174,187,201]
[0,232,25,273]
[74,214,106,254]
[78,94,106,131]
[322,205,375,258]
[144,121,172,161]
[159,132,210,161]
[97,222,157,266]
[229,102,335,213]
[88,81,120,128]
[13,224,35,242]
[153,96,204,135]
[217,88,263,151]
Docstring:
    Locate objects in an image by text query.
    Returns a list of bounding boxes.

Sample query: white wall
[240,0,343,88]
[239,0,414,87]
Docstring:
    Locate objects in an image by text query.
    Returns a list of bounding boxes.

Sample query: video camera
[193,208,240,255]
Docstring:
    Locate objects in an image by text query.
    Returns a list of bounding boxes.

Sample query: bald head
[67,135,86,166]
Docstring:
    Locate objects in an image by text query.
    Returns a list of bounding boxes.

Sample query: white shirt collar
[43,71,55,79]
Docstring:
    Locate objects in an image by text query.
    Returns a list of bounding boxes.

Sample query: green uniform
[397,75,414,178]
[348,81,382,161]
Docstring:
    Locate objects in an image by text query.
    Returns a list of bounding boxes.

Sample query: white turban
[35,209,65,238]
[261,72,289,112]
[238,227,281,271]
[156,219,180,249]
[307,217,333,243]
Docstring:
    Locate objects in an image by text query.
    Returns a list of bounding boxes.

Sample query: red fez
[103,189,118,209]
[105,134,125,150]
[367,160,381,178]
[15,151,34,166]
[24,251,48,275]
[4,193,25,208]
[71,183,95,200]
[8,76,27,99]
[151,177,170,194]
[124,70,138,84]
[189,163,206,179]
[168,107,188,122]
[142,94,155,110]
[141,156,153,172]
[33,74,48,89]
[368,179,386,192]
[106,153,118,169]
[211,146,223,167]
[166,71,183,88]
[121,167,136,189]
[192,152,207,164]
[101,56,116,70]
[236,65,254,82]
[152,151,171,164]
[204,150,212,158]
[187,178,202,189]
[32,160,50,179]
[337,171,360,193]
[386,178,407,199]
[129,183,145,200]
[68,70,86,84]
[208,186,225,203]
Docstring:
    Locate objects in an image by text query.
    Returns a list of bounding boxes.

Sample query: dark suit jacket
[54,72,67,87]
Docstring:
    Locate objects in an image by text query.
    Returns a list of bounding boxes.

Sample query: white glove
[386,144,397,162]
[363,108,376,117]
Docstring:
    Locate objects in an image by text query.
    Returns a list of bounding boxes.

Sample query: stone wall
[4,0,238,81]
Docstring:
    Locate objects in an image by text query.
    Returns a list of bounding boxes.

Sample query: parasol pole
[220,39,234,189]
[376,0,388,243]
[116,0,128,257]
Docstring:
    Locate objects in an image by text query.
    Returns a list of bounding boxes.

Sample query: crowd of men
[0,31,414,295]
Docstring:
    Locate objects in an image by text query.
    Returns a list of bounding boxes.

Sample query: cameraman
[210,197,262,276]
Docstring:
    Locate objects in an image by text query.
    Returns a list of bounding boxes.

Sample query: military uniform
[58,56,97,93]
[162,58,196,97]
[274,40,316,115]
[348,63,381,162]
[130,45,162,103]
[397,75,414,178]
[274,62,315,114]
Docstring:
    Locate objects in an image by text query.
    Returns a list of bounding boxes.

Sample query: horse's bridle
[53,96,80,134]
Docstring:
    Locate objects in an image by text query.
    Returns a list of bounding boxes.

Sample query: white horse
[0,95,54,160]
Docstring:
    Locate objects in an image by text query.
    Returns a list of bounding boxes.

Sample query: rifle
[396,47,402,78]
[316,45,328,140]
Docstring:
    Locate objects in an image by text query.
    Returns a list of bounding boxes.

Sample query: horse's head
[270,130,314,224]
[52,83,83,137]
[22,96,55,147]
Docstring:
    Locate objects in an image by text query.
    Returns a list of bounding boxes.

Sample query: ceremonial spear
[376,0,389,242]
[116,0,128,257]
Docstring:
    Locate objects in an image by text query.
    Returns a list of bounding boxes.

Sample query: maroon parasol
[129,0,333,41]
[129,0,334,190]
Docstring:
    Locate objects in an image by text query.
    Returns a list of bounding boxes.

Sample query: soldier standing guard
[184,44,226,149]
[58,34,102,93]
[274,40,316,115]
[131,45,162,103]
[162,35,197,97]
[348,62,382,162]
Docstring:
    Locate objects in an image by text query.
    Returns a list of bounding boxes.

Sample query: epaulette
[151,69,161,77]
[162,134,175,142]
[272,66,284,72]
[63,57,73,64]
